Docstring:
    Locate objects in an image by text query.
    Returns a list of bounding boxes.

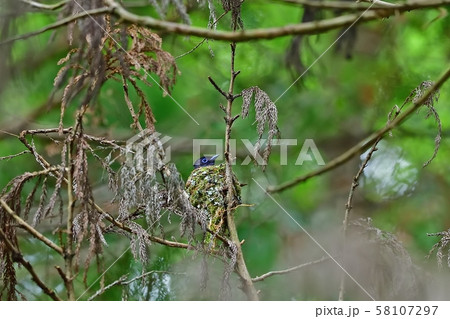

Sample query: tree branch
[252,256,330,282]
[87,270,186,301]
[267,65,450,193]
[0,7,111,45]
[19,0,68,10]
[221,43,259,301]
[0,150,30,161]
[3,0,447,46]
[103,0,448,41]
[278,0,400,10]
[64,128,76,301]
[0,199,64,255]
[339,138,381,301]
[208,76,230,99]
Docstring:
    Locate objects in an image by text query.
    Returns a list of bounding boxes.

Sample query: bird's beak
[210,154,219,160]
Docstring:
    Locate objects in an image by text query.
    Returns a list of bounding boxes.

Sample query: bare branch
[87,275,127,301]
[279,0,400,10]
[252,256,330,282]
[95,206,192,250]
[0,150,30,161]
[176,11,228,59]
[87,271,186,300]
[3,0,447,46]
[19,0,68,10]
[102,0,448,42]
[0,7,111,45]
[360,0,398,7]
[0,199,64,255]
[339,138,381,300]
[208,76,229,99]
[55,266,70,290]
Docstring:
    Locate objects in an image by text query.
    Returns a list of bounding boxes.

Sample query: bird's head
[193,154,219,169]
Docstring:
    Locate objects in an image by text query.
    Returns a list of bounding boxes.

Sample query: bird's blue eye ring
[201,157,208,163]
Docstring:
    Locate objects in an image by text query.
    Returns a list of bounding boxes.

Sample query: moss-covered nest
[185,163,241,244]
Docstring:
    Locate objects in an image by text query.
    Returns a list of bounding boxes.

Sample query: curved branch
[0,199,64,255]
[3,0,448,45]
[87,270,186,301]
[278,0,400,10]
[252,256,330,282]
[0,7,111,45]
[20,0,68,10]
[268,65,450,193]
[103,0,449,41]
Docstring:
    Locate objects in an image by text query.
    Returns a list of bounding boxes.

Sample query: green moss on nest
[185,163,241,245]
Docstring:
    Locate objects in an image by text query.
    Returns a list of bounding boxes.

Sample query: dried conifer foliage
[241,86,280,169]
[0,3,218,300]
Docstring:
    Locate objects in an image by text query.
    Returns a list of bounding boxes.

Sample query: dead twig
[0,198,64,255]
[0,150,30,161]
[252,256,330,282]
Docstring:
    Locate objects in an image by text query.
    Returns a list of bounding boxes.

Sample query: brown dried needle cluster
[241,86,280,169]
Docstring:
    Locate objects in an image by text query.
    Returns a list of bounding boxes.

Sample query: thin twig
[361,0,398,7]
[0,228,62,301]
[0,7,111,45]
[252,256,330,282]
[21,128,72,136]
[0,199,64,255]
[278,0,400,10]
[0,150,30,161]
[268,65,450,193]
[87,275,128,301]
[208,76,229,99]
[87,270,186,301]
[338,137,381,300]
[19,0,68,10]
[55,265,70,289]
[18,127,123,148]
[176,11,228,59]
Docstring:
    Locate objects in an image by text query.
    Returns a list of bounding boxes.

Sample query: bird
[193,154,219,169]
[186,154,241,248]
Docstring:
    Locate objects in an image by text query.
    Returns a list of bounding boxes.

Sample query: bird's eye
[201,157,208,163]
